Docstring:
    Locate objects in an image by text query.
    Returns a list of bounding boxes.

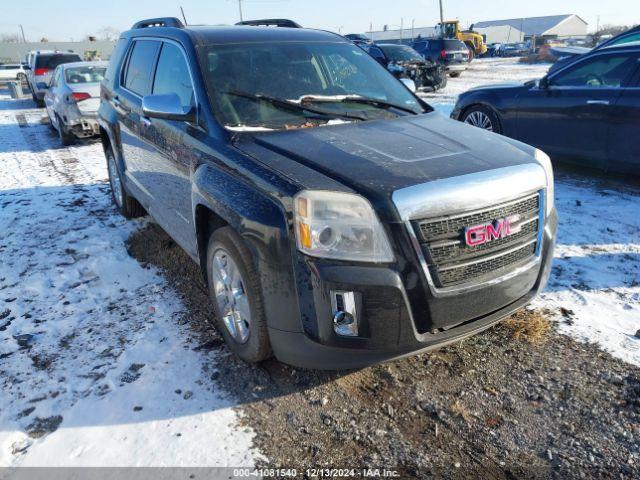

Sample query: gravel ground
[128,224,640,479]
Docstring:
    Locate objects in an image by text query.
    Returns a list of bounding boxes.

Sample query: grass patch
[503,310,552,344]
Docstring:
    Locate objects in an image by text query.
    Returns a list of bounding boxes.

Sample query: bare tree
[95,27,120,42]
[0,33,23,43]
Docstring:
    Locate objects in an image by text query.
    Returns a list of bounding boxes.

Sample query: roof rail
[131,17,185,29]
[236,19,302,28]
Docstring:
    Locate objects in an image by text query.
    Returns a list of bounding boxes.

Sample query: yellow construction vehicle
[436,20,487,59]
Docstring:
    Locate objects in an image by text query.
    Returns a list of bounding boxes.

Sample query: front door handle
[140,116,151,128]
[586,100,610,105]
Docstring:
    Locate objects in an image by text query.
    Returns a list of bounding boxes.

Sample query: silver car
[44,61,107,145]
[26,51,82,107]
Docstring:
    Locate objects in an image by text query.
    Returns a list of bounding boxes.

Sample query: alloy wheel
[464,110,494,131]
[107,153,124,208]
[211,249,251,344]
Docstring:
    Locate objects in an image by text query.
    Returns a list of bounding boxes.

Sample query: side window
[152,42,195,108]
[367,46,386,62]
[104,38,128,83]
[124,40,160,96]
[413,42,427,51]
[552,53,638,88]
[608,33,640,47]
[51,68,59,87]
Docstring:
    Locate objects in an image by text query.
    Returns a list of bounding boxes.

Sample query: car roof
[123,24,346,46]
[59,61,109,69]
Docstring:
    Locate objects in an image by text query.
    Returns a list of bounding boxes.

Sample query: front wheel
[461,105,502,134]
[207,227,271,363]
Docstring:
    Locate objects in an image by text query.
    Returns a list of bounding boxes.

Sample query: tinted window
[413,42,427,51]
[124,40,159,95]
[443,40,466,50]
[152,42,195,108]
[428,41,442,51]
[607,33,640,47]
[367,46,385,61]
[35,54,81,69]
[379,45,423,62]
[553,53,638,88]
[104,38,128,83]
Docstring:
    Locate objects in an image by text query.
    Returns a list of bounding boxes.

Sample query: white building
[473,14,588,41]
[474,25,525,44]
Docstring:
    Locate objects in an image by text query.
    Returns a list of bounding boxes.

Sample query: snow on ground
[0,89,261,466]
[424,58,640,366]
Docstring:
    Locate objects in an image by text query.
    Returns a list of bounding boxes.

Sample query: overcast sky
[1,0,638,41]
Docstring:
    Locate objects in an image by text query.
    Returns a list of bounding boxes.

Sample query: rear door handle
[586,100,610,105]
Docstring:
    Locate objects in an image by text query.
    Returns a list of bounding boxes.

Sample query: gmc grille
[413,193,542,288]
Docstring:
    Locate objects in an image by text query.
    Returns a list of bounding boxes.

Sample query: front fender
[192,164,302,333]
[453,91,519,137]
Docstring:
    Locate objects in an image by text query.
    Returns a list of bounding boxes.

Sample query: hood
[235,112,538,211]
[467,82,529,92]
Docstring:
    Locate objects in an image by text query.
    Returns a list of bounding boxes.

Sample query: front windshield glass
[379,45,423,62]
[200,41,426,130]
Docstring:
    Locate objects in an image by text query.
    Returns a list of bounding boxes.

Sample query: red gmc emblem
[464,215,521,247]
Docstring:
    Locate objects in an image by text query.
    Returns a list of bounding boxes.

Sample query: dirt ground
[127,224,640,479]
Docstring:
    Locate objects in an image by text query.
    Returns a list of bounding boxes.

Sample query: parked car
[344,33,371,48]
[99,17,556,369]
[363,43,447,91]
[25,50,82,107]
[451,42,640,175]
[43,61,107,145]
[0,63,27,83]
[411,38,469,77]
[549,25,640,74]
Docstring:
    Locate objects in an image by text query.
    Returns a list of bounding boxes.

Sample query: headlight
[535,148,554,216]
[294,190,394,262]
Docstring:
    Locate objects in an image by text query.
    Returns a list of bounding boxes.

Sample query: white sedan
[43,61,107,145]
[0,63,27,82]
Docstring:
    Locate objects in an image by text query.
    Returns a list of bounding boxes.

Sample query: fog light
[331,290,359,337]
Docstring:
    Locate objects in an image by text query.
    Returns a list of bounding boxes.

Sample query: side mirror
[142,93,196,122]
[400,77,417,93]
[36,82,49,90]
[538,76,549,89]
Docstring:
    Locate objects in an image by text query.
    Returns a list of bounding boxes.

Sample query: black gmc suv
[99,17,557,369]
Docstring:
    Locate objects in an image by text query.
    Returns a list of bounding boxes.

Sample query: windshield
[379,45,423,62]
[65,66,106,84]
[200,41,426,130]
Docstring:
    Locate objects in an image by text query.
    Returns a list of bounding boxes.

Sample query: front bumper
[270,209,557,370]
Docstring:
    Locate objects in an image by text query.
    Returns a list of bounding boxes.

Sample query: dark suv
[412,38,470,77]
[99,17,557,369]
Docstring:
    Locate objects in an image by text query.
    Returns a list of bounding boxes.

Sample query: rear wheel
[207,227,271,364]
[462,105,502,134]
[56,114,75,146]
[106,147,145,218]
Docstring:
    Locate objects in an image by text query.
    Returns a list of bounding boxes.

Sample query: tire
[35,97,45,108]
[461,105,502,134]
[105,147,146,218]
[206,227,272,364]
[449,71,461,78]
[56,114,75,146]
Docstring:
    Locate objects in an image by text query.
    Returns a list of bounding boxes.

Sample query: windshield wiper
[225,90,367,122]
[300,95,420,115]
